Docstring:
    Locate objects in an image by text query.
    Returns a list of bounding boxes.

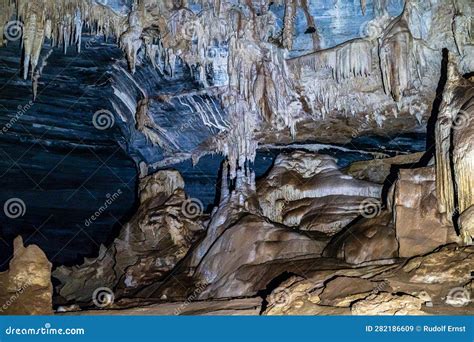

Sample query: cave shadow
[380,48,450,207]
[257,271,298,315]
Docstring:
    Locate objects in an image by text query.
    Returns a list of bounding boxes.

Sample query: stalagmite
[435,55,474,244]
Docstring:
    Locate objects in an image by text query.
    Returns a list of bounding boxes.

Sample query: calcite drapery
[435,56,474,244]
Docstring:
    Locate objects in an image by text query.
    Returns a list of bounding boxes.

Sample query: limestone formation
[0,0,472,318]
[435,56,474,244]
[257,151,381,225]
[324,211,398,264]
[459,206,474,245]
[351,293,427,315]
[193,214,326,299]
[0,236,53,315]
[394,167,458,257]
[264,244,473,316]
[53,170,205,303]
[346,152,424,184]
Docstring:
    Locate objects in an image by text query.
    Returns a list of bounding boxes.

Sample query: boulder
[324,211,398,264]
[193,214,327,299]
[264,244,473,315]
[264,265,393,316]
[393,167,458,257]
[390,244,473,296]
[0,236,53,315]
[319,276,376,307]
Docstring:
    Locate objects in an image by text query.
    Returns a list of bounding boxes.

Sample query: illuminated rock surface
[0,0,472,316]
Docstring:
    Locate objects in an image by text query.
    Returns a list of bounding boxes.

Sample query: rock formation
[324,211,398,264]
[393,166,459,257]
[346,152,424,184]
[53,171,205,304]
[257,151,381,226]
[264,244,473,316]
[0,236,53,315]
[0,0,472,317]
[435,57,474,244]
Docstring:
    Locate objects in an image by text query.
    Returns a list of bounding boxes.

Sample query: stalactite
[32,48,53,100]
[360,0,367,16]
[282,0,296,50]
[119,7,144,74]
[300,0,320,50]
[379,19,412,102]
[1,0,127,83]
[288,39,375,83]
[220,160,229,201]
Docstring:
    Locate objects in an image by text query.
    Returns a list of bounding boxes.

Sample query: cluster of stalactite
[131,0,305,191]
[5,0,472,200]
[1,0,127,81]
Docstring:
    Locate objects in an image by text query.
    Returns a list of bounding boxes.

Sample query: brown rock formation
[264,244,473,316]
[346,152,424,184]
[435,57,474,244]
[394,167,457,257]
[53,170,205,304]
[257,151,381,227]
[324,211,398,264]
[0,236,53,315]
[193,214,327,300]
